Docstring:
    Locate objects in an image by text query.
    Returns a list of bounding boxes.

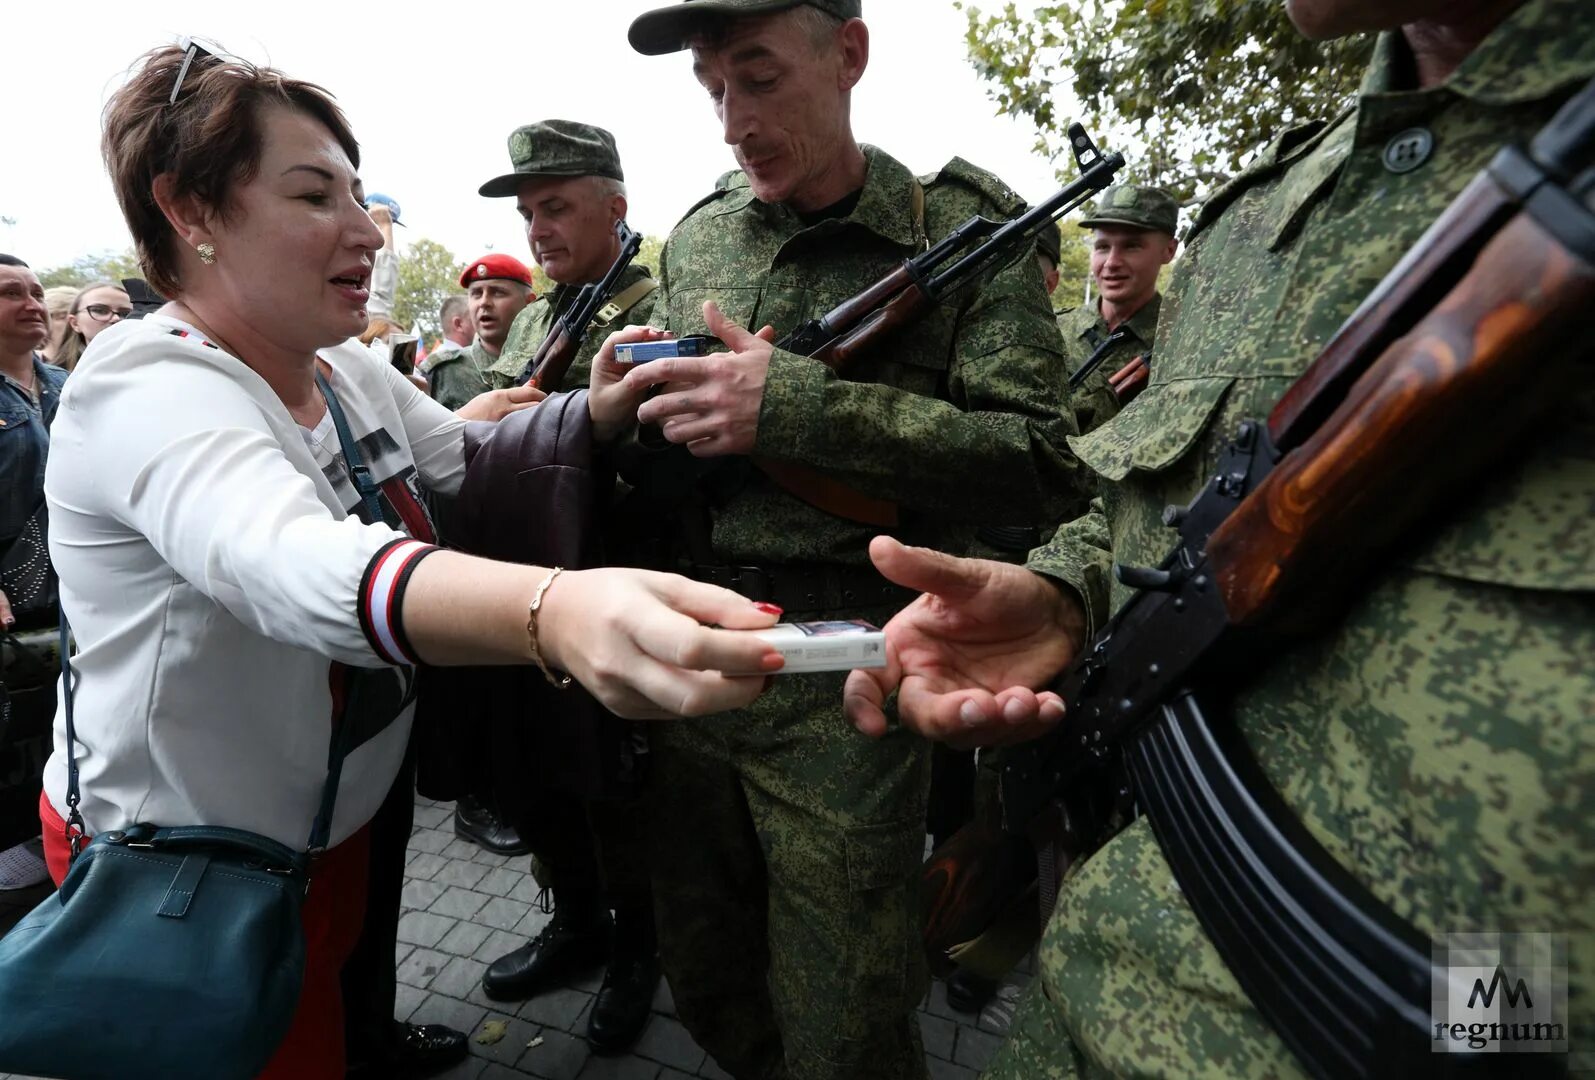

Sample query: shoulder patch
[1186,112,1346,244]
[921,157,1027,216]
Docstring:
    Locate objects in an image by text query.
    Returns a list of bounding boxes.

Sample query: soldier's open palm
[844,537,1084,749]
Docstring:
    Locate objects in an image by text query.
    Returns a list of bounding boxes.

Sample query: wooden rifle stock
[939,79,1595,986]
[1209,199,1595,629]
[526,324,574,391]
[1270,171,1520,445]
[809,286,932,373]
[809,264,919,355]
[739,126,1122,527]
[1108,354,1149,402]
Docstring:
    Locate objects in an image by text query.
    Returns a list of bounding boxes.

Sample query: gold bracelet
[526,567,573,690]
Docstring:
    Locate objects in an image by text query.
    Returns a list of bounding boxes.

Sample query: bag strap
[58,612,85,856]
[305,366,391,854]
[315,369,386,527]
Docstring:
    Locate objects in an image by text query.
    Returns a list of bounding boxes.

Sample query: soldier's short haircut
[0,254,28,268]
[439,294,468,325]
[589,175,627,202]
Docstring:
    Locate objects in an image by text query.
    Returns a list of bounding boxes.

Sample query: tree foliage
[394,237,464,341]
[37,249,144,290]
[960,0,1370,203]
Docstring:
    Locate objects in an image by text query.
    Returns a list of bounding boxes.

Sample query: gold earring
[197,242,216,265]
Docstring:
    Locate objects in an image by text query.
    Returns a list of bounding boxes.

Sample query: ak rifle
[929,78,1595,1080]
[517,220,644,391]
[753,124,1124,527]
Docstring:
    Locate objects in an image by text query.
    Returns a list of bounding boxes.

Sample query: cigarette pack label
[613,336,716,364]
[753,620,886,673]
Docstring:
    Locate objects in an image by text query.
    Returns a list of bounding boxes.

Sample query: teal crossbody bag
[0,371,389,1079]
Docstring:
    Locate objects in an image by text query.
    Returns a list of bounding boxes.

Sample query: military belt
[686,563,914,614]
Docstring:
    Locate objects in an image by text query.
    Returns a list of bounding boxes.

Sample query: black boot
[586,904,661,1055]
[345,1020,468,1080]
[944,968,998,1014]
[453,795,532,856]
[481,893,611,1002]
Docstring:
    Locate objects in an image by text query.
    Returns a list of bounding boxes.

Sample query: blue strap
[58,612,85,854]
[156,853,211,918]
[315,369,385,528]
[306,366,385,854]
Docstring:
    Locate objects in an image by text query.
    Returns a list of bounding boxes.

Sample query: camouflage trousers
[983,817,1305,1079]
[646,671,931,1080]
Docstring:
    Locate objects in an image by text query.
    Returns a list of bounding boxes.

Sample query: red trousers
[40,791,370,1079]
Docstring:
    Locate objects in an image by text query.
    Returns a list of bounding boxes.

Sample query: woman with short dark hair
[42,44,780,1077]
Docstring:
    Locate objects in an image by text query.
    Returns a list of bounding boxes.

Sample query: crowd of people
[0,0,1588,1077]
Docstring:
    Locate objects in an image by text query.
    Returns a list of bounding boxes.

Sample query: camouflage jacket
[426,339,497,412]
[1053,294,1157,437]
[487,262,659,393]
[631,146,1080,570]
[1018,5,1595,1073]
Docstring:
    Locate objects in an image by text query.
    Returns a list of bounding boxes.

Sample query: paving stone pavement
[0,793,1031,1079]
[397,795,1029,1080]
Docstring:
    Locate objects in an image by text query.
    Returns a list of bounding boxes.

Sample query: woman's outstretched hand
[537,568,786,719]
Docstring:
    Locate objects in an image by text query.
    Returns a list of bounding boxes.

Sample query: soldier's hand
[589,325,676,441]
[0,587,12,631]
[455,384,545,422]
[625,301,776,457]
[843,537,1086,750]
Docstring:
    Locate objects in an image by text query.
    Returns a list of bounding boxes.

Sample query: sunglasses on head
[168,37,218,106]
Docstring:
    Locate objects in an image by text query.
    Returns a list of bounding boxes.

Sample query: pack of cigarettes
[751,620,887,674]
[612,335,717,364]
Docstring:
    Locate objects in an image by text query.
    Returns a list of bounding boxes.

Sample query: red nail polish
[753,602,783,616]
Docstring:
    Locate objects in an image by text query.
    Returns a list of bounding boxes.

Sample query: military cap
[1077,184,1179,235]
[458,253,534,289]
[629,0,861,56]
[478,120,624,198]
[1035,221,1062,266]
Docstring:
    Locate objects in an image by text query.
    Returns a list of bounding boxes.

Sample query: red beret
[459,253,534,289]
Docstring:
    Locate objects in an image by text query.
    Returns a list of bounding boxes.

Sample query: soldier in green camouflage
[613,1,1081,1076]
[845,0,1594,1075]
[1054,184,1177,435]
[480,121,659,394]
[469,120,665,1055]
[427,254,535,411]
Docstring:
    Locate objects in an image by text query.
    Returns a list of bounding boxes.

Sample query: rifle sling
[752,458,899,527]
[593,277,659,329]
